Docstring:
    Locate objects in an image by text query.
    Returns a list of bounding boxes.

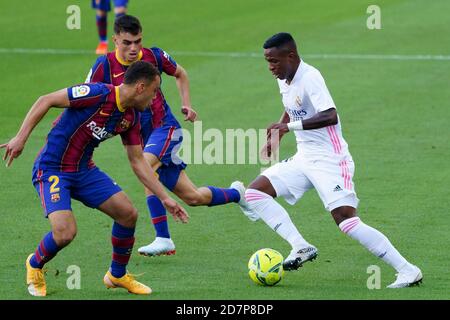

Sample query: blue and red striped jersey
[35,83,142,173]
[87,47,181,135]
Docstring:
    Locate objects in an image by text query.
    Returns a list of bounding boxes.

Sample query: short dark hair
[123,61,160,85]
[263,32,296,50]
[114,15,142,35]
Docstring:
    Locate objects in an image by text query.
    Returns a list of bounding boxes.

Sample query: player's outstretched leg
[139,171,242,257]
[333,206,422,288]
[244,176,317,271]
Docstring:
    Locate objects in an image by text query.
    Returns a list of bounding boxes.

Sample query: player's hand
[267,122,289,138]
[0,136,25,167]
[162,198,189,223]
[260,138,281,161]
[181,106,198,122]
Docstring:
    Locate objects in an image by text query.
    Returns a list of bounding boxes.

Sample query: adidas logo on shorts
[333,185,342,192]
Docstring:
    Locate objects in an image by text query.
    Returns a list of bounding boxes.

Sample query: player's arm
[267,108,337,135]
[261,111,291,160]
[1,89,69,167]
[125,144,189,223]
[173,64,197,122]
[268,70,338,134]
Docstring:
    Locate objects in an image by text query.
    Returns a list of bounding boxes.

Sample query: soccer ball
[248,248,284,286]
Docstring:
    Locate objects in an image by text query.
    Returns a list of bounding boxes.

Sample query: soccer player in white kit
[236,32,422,288]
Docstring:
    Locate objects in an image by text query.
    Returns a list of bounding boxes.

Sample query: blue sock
[96,15,107,42]
[30,232,60,269]
[110,222,135,278]
[147,195,170,239]
[207,186,241,206]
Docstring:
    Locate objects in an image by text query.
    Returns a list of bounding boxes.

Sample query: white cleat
[138,237,176,257]
[230,181,260,222]
[283,246,318,271]
[387,265,423,288]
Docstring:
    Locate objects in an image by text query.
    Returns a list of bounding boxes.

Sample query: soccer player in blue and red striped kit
[1,61,188,296]
[92,0,129,54]
[87,15,247,257]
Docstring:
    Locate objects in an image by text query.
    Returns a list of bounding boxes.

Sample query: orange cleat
[95,42,108,55]
[104,271,152,295]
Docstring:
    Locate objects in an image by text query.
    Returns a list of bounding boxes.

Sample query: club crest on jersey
[72,85,90,98]
[51,193,60,203]
[119,118,130,130]
[86,121,113,140]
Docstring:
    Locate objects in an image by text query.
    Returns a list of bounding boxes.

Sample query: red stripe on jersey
[145,49,167,128]
[91,60,105,83]
[70,94,104,108]
[60,100,115,172]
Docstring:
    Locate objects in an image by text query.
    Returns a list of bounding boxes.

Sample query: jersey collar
[286,60,303,86]
[115,49,143,66]
[115,86,125,112]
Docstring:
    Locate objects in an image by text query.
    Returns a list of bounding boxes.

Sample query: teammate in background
[93,0,129,54]
[1,61,188,297]
[236,32,422,288]
[87,15,246,257]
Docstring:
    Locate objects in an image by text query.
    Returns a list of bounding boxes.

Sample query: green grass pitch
[0,0,449,300]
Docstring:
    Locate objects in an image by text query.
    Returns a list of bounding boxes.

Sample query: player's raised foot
[95,42,108,55]
[26,254,46,297]
[138,237,176,257]
[283,246,318,271]
[103,271,152,295]
[230,181,260,222]
[387,265,423,288]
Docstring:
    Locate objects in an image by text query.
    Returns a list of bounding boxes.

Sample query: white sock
[245,189,311,250]
[339,217,413,273]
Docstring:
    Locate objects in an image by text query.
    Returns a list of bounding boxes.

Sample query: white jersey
[277,61,349,157]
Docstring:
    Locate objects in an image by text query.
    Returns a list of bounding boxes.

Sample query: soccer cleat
[231,181,260,222]
[95,42,108,55]
[26,254,46,297]
[138,237,176,256]
[283,246,318,271]
[387,265,423,288]
[103,271,152,295]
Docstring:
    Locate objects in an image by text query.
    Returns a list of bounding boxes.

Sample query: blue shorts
[92,0,128,11]
[32,167,122,217]
[143,125,187,191]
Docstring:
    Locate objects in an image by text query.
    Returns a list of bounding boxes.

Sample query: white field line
[0,48,449,61]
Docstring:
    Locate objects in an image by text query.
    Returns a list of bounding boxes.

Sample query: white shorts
[261,153,359,211]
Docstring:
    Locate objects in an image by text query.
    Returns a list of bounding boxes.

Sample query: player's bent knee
[119,206,138,226]
[247,176,277,198]
[331,206,357,226]
[53,227,77,246]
